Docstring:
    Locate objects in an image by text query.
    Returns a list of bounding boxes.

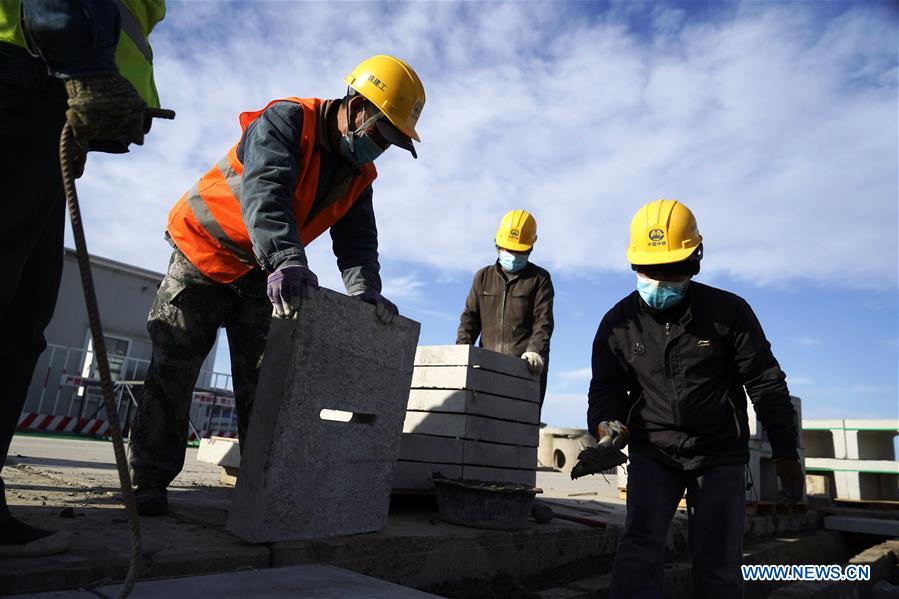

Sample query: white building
[19,249,234,438]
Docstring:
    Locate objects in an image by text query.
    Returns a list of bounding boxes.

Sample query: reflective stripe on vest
[112,0,153,63]
[167,97,378,284]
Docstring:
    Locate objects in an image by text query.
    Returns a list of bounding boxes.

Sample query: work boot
[134,487,167,516]
[0,515,71,557]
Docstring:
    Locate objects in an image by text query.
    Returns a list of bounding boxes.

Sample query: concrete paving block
[406,389,540,424]
[462,440,537,470]
[415,344,535,379]
[196,436,240,468]
[398,433,536,470]
[412,365,540,403]
[228,287,420,543]
[25,565,440,598]
[393,460,462,490]
[403,411,540,447]
[399,433,464,463]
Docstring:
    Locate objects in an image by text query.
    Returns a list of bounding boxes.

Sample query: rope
[59,124,142,598]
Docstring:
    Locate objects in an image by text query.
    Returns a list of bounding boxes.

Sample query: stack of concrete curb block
[803,419,899,501]
[393,345,541,491]
[227,288,420,542]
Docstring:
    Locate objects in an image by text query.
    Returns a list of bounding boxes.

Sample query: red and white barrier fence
[17,411,237,441]
[17,412,111,437]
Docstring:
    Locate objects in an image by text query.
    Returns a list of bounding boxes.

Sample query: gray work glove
[775,458,805,504]
[355,289,398,324]
[64,73,148,148]
[267,264,319,319]
[596,420,629,450]
[570,420,630,480]
[521,351,544,375]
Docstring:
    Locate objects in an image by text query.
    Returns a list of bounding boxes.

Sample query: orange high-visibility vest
[167,97,377,283]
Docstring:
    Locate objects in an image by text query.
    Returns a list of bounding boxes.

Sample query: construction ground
[3,434,899,598]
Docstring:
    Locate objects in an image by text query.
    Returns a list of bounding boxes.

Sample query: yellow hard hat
[627,199,702,265]
[344,55,425,142]
[495,209,537,252]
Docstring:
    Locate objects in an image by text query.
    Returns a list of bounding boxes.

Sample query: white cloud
[556,368,593,383]
[788,337,822,347]
[71,2,897,292]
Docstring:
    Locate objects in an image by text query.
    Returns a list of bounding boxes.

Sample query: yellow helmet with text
[627,199,702,266]
[495,209,537,252]
[344,55,425,142]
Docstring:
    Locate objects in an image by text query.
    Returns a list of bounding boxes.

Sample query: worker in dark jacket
[457,210,554,406]
[589,199,804,598]
[127,55,426,516]
[0,0,163,557]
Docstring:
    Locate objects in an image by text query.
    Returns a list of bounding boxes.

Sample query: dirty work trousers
[610,452,746,599]
[0,46,69,523]
[127,248,271,489]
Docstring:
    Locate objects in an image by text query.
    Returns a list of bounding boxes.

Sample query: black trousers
[610,452,746,598]
[0,46,69,522]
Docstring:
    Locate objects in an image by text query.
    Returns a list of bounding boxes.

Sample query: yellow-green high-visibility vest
[0,0,164,108]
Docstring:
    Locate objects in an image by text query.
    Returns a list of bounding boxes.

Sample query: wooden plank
[402,411,539,447]
[411,365,539,403]
[406,389,540,424]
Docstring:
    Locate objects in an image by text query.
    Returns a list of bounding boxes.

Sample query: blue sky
[73,1,897,428]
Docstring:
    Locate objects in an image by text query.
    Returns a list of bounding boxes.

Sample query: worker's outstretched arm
[329,188,381,295]
[456,272,482,344]
[733,299,798,460]
[587,314,633,440]
[237,101,307,273]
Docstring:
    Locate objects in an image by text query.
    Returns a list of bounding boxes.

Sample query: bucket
[431,473,542,530]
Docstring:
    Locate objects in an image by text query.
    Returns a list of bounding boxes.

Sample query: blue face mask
[339,131,385,166]
[498,250,528,273]
[637,276,688,310]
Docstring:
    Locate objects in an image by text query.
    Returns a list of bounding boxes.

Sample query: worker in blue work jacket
[589,199,805,598]
[0,0,164,557]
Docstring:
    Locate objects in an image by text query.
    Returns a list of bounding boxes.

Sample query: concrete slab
[403,411,540,447]
[0,443,267,596]
[406,388,540,423]
[23,565,440,598]
[196,436,240,468]
[415,344,535,379]
[823,516,899,536]
[398,433,536,469]
[228,288,420,543]
[412,365,539,403]
[268,513,618,589]
[842,419,899,430]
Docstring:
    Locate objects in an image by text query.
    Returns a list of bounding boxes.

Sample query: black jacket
[456,262,554,359]
[588,281,798,470]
